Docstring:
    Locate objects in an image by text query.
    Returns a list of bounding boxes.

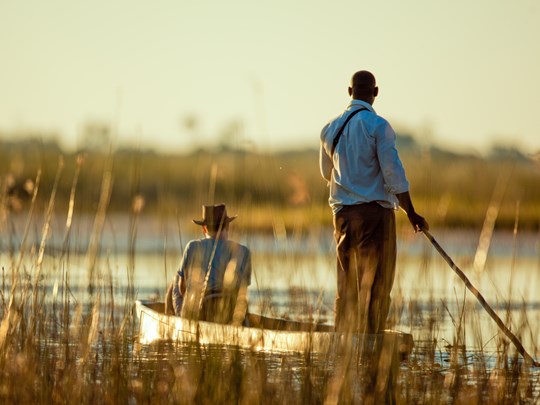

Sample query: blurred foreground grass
[1,139,539,403]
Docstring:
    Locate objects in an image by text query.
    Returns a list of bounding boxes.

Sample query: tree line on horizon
[1,132,539,231]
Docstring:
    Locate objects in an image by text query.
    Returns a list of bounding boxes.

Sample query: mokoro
[135,300,414,358]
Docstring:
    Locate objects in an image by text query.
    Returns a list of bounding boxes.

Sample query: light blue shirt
[172,238,252,315]
[320,99,410,214]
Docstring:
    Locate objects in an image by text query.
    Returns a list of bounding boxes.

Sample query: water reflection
[1,228,539,357]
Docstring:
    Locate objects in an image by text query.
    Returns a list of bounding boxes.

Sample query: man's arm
[231,248,252,326]
[319,123,334,182]
[396,191,429,232]
[170,272,184,316]
[231,282,249,326]
[179,274,186,295]
[376,121,410,195]
[374,120,429,232]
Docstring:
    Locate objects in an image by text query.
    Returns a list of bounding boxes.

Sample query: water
[2,214,540,360]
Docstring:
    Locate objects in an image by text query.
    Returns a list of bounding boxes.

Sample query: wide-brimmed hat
[193,204,237,226]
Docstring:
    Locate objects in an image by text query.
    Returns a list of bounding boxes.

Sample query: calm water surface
[2,215,540,360]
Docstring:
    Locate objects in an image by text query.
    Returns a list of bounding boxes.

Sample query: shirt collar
[347,99,376,114]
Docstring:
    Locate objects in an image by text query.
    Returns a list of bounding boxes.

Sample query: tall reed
[0,152,539,404]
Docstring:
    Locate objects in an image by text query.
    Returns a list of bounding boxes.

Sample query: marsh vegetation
[0,138,539,403]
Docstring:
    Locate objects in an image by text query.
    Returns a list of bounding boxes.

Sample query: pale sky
[1,0,539,154]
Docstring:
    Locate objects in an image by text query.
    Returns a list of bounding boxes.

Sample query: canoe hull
[135,300,413,357]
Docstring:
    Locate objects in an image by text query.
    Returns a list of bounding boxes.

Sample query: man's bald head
[348,70,378,104]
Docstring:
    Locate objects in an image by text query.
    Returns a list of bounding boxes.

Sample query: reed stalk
[86,151,114,295]
[0,150,539,403]
[473,166,512,273]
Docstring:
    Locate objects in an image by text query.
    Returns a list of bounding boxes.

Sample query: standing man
[165,204,252,326]
[320,70,428,334]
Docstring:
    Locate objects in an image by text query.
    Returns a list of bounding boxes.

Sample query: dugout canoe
[135,300,414,358]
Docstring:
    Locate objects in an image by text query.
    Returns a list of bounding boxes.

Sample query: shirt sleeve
[242,248,252,286]
[319,123,333,182]
[177,241,193,279]
[376,121,410,195]
[172,272,183,315]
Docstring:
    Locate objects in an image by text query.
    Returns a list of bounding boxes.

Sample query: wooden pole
[422,229,539,368]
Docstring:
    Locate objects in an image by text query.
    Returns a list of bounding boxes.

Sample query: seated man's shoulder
[228,240,251,254]
[184,239,199,249]
[189,237,211,246]
[184,238,209,253]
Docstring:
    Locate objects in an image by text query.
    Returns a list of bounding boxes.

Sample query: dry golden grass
[0,147,539,403]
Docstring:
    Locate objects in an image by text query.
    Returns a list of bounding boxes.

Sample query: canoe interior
[141,301,335,332]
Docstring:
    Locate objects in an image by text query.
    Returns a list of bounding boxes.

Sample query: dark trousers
[333,203,396,334]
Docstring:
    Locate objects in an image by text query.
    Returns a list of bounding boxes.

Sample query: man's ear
[374,86,379,97]
[348,86,352,96]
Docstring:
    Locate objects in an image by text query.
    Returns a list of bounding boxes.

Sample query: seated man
[165,204,252,326]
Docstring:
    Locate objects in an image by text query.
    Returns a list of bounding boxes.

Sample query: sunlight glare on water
[1,223,539,356]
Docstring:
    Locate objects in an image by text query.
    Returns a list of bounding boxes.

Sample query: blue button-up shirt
[172,237,252,316]
[320,99,410,214]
